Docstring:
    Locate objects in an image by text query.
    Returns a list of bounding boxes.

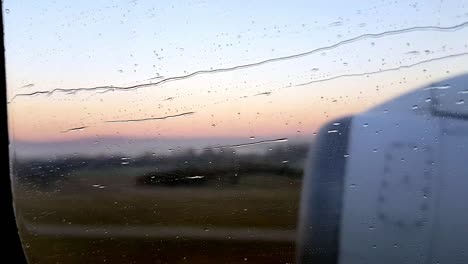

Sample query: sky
[3,0,468,156]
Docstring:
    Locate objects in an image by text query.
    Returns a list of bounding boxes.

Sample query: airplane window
[4,1,468,263]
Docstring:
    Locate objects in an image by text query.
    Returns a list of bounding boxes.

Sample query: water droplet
[412,105,419,110]
[372,245,377,249]
[425,98,432,102]
[424,84,451,90]
[363,123,369,127]
[369,226,375,230]
[282,160,289,164]
[327,129,338,133]
[249,136,256,140]
[333,122,341,126]
[406,50,421,55]
[186,175,205,179]
[350,184,357,188]
[373,149,378,152]
[5,9,10,14]
[456,99,465,105]
[344,154,350,158]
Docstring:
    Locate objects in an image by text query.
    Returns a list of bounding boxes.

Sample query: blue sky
[4,0,468,93]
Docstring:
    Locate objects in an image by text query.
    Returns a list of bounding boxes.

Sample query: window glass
[5,1,468,263]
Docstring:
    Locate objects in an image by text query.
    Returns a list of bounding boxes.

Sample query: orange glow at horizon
[8,59,468,143]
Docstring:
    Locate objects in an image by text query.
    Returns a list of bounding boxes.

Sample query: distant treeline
[12,143,310,190]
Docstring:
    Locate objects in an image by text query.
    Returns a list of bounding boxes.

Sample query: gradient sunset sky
[4,0,468,145]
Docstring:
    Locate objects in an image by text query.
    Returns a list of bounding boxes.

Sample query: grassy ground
[15,170,301,263]
[17,174,301,228]
[22,235,295,264]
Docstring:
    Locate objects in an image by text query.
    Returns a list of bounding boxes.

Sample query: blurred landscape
[12,140,310,263]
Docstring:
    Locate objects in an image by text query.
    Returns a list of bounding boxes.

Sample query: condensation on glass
[4,0,468,263]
